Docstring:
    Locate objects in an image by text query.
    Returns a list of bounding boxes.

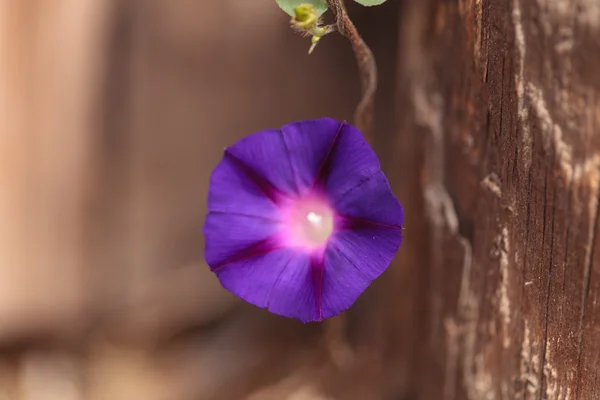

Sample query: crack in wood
[561,166,575,295]
[575,181,600,399]
[539,179,557,400]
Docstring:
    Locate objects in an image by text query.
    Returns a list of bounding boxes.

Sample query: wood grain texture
[393,0,600,398]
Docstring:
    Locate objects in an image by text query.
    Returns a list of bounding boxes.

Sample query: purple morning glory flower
[203,118,403,323]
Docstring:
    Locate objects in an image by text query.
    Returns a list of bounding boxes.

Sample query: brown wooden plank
[392,0,600,398]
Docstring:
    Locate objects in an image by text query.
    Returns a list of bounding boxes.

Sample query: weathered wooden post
[392,0,600,398]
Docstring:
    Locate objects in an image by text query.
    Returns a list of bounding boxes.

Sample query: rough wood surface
[393,0,600,398]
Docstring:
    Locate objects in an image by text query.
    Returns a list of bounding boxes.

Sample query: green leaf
[275,0,328,17]
[352,0,387,6]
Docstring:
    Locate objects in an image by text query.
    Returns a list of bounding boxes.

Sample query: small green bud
[291,4,332,54]
[292,4,319,30]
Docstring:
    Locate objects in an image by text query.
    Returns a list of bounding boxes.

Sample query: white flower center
[299,208,333,247]
[306,211,323,225]
[285,199,334,249]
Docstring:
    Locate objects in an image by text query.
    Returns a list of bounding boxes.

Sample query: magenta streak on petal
[224,150,288,204]
[310,251,325,321]
[333,169,379,203]
[310,121,345,192]
[278,130,300,194]
[339,215,403,231]
[211,237,281,272]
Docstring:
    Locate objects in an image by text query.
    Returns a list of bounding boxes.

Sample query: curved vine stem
[326,0,377,141]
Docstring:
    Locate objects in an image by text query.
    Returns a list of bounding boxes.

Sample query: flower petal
[316,171,403,318]
[320,224,402,319]
[205,213,323,322]
[266,251,322,323]
[319,244,372,319]
[333,170,404,227]
[328,226,402,281]
[215,248,298,310]
[226,128,297,197]
[279,118,340,193]
[279,119,381,199]
[207,155,282,219]
[203,213,282,269]
[214,246,321,322]
[318,122,381,201]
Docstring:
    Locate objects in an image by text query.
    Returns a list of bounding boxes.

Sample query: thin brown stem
[326,0,377,141]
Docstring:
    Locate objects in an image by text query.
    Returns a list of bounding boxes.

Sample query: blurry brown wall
[0,1,401,399]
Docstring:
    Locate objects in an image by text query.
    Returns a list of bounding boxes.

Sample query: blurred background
[0,0,415,399]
